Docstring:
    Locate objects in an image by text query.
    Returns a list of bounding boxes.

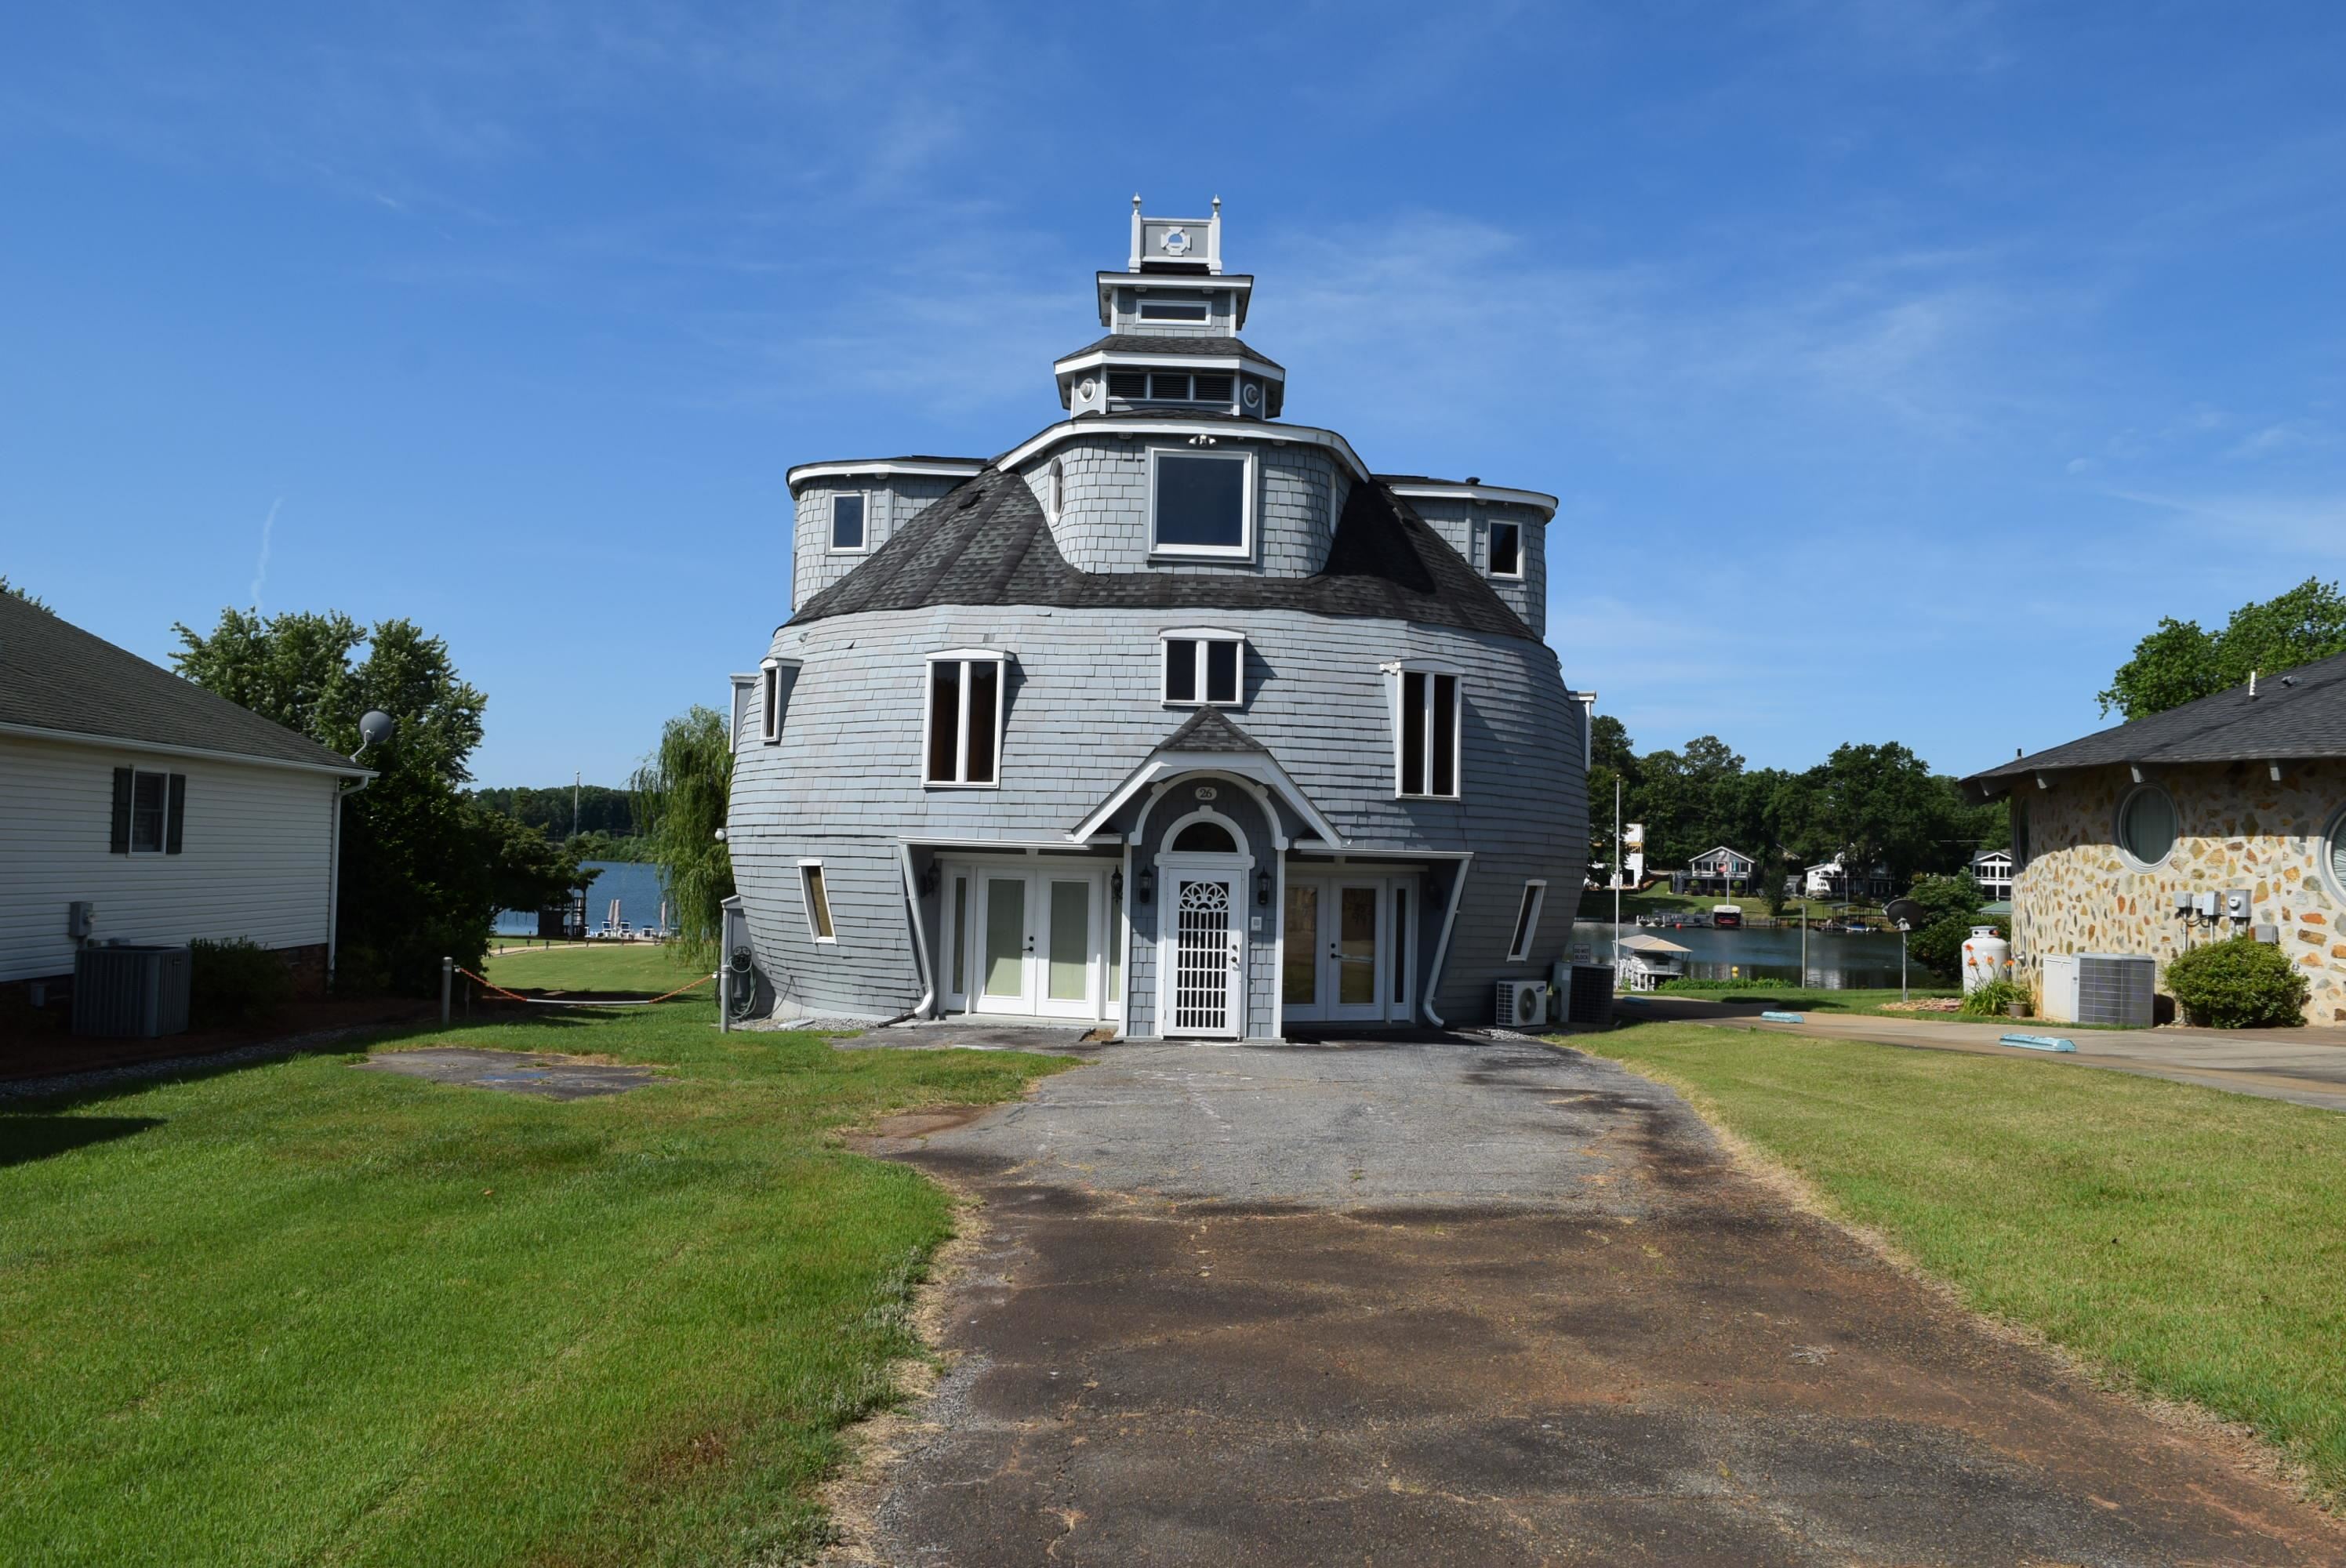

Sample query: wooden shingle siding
[792,476,967,612]
[728,604,1588,1025]
[1405,497,1546,639]
[0,735,337,982]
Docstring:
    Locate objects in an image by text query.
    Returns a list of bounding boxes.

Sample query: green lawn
[481,940,713,996]
[1595,1023,2346,1500]
[1640,982,1966,1019]
[0,1002,1078,1566]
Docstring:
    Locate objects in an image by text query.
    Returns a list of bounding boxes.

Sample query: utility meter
[2223,889,2253,920]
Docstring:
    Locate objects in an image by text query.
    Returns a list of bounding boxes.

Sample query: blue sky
[5,2,2342,788]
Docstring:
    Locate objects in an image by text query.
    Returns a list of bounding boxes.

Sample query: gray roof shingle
[0,596,363,772]
[1158,706,1267,754]
[1059,335,1285,372]
[1962,648,2346,795]
[790,466,1537,641]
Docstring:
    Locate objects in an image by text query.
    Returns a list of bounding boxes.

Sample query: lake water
[1570,920,1917,989]
[494,860,671,935]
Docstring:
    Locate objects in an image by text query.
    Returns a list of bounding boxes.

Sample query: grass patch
[481,942,710,995]
[1595,1023,2346,1500]
[0,1001,1078,1565]
[1645,982,1963,1018]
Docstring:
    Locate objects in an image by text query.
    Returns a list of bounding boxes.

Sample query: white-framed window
[1488,520,1523,579]
[924,649,1007,787]
[1160,628,1244,706]
[2322,804,2346,906]
[1392,664,1463,799]
[111,766,183,856]
[2115,782,2178,869]
[830,492,868,553]
[1046,458,1063,523]
[1138,296,1211,322]
[1505,880,1548,962]
[798,860,836,942]
[1149,447,1253,557]
[760,659,782,745]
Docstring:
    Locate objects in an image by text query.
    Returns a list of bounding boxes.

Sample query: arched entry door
[1153,808,1250,1039]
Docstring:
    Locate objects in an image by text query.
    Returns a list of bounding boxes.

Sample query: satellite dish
[354,710,395,760]
[1883,897,1928,932]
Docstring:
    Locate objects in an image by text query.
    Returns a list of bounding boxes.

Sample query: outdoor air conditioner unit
[72,943,193,1039]
[2075,953,2156,1028]
[1494,979,1548,1029]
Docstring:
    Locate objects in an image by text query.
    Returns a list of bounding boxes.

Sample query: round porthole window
[2322,804,2346,905]
[2115,783,2178,869]
[1078,377,1097,401]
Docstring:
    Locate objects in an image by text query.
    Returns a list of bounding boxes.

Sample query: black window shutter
[111,768,133,853]
[165,774,188,854]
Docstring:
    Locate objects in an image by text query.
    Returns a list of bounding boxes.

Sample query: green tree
[633,706,735,965]
[171,609,560,992]
[2,575,51,612]
[2100,578,2346,718]
[1585,714,1638,875]
[1629,735,1745,869]
[1902,873,2001,978]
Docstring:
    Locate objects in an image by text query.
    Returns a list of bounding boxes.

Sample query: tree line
[1587,721,2006,896]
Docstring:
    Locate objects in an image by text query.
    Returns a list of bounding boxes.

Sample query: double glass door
[942,864,1112,1021]
[1282,875,1414,1025]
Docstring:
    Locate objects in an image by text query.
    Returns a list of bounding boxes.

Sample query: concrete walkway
[835,1036,2338,1566]
[1625,996,2346,1111]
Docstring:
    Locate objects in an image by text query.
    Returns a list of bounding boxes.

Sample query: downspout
[898,840,936,1019]
[326,774,372,993]
[1420,851,1473,1028]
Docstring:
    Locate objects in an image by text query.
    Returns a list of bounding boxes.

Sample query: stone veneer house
[724,198,1589,1037]
[1961,652,2346,1024]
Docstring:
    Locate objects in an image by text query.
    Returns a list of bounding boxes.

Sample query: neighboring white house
[1685,846,1757,895]
[1801,852,1897,901]
[1969,847,2015,902]
[0,595,372,1000]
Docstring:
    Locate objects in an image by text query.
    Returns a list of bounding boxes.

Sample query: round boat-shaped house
[724,199,1590,1036]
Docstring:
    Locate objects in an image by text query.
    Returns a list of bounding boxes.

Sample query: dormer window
[1162,629,1244,706]
[1149,448,1253,557]
[1488,521,1522,579]
[830,493,867,553]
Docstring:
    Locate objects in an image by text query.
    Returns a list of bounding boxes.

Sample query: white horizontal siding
[0,735,339,982]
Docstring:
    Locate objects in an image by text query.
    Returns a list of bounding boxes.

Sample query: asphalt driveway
[842,1035,2340,1566]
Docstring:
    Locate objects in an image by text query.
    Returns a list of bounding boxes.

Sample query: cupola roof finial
[1212,194,1221,214]
[1132,191,1142,212]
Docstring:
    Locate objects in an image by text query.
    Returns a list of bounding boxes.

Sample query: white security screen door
[1168,874,1243,1036]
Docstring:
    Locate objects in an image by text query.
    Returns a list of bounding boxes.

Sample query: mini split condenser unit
[1494,979,1549,1029]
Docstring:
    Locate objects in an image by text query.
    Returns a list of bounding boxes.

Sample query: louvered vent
[1193,373,1233,402]
[1107,372,1147,399]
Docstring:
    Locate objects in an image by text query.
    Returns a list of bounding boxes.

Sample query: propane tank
[1960,926,2010,993]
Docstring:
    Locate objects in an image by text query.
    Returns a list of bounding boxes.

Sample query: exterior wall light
[1256,869,1272,906]
[1137,868,1154,906]
[1111,868,1124,900]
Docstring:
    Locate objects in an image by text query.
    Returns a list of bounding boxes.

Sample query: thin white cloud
[248,496,281,612]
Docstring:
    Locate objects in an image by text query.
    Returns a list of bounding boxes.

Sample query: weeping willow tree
[632,706,735,964]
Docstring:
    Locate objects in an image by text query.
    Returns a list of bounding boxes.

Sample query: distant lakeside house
[1799,852,1895,902]
[1678,846,1757,897]
[1961,653,2346,1025]
[0,595,372,1005]
[1968,847,2015,902]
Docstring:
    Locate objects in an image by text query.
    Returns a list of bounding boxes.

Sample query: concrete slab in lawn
[357,1047,659,1100]
[832,1036,2343,1567]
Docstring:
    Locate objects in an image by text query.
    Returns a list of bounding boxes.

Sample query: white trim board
[0,720,373,780]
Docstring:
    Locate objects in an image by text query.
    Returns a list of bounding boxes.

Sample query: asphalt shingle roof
[791,465,1537,642]
[0,595,362,772]
[1059,335,1285,372]
[1962,648,2346,795]
[1158,706,1267,754]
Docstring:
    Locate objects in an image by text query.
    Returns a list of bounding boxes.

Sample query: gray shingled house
[0,593,372,1002]
[1961,652,2346,1024]
[725,199,1589,1036]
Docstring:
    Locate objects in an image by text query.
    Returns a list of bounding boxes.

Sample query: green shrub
[2164,936,2308,1029]
[1960,978,2029,1018]
[188,938,292,1028]
[1661,977,1793,993]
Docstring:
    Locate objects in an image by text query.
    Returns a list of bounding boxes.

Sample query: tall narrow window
[1505,880,1547,962]
[1161,630,1244,706]
[1390,886,1411,1007]
[951,875,969,995]
[924,652,1006,786]
[760,661,781,744]
[1046,458,1063,522]
[1396,669,1462,799]
[830,493,866,551]
[800,862,836,942]
[1488,521,1522,578]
